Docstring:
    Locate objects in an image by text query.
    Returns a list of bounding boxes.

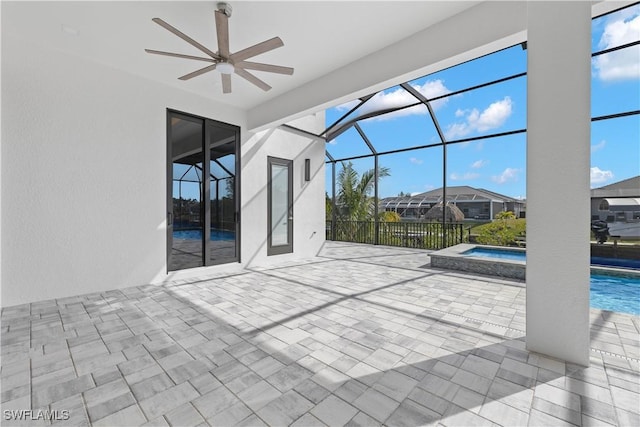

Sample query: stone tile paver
[310,394,359,426]
[352,387,400,423]
[1,242,638,427]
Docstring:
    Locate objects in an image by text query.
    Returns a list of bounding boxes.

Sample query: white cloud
[471,159,487,169]
[409,157,423,165]
[334,100,360,112]
[593,14,640,81]
[445,123,469,140]
[455,109,466,117]
[445,97,513,140]
[475,98,513,131]
[450,172,480,181]
[491,167,520,184]
[591,167,614,185]
[591,140,606,152]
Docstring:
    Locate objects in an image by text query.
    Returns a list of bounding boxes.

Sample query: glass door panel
[268,157,293,255]
[271,165,289,245]
[208,122,238,265]
[169,115,204,271]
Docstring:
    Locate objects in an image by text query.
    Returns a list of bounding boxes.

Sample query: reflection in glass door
[168,111,240,271]
[268,157,293,255]
[169,114,204,270]
[207,122,238,265]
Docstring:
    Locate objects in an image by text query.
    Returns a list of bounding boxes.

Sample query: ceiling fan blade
[236,61,294,75]
[214,10,230,58]
[145,49,216,63]
[234,68,271,91]
[178,64,218,81]
[221,74,232,94]
[230,37,284,63]
[152,18,221,60]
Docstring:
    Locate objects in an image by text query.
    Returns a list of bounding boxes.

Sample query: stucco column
[526,1,591,366]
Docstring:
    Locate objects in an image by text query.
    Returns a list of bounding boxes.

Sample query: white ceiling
[2,1,481,111]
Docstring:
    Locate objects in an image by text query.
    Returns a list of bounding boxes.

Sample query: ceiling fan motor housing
[217,2,232,18]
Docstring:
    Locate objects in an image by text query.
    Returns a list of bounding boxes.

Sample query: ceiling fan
[145,2,293,94]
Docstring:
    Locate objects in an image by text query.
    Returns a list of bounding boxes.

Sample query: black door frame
[167,109,241,271]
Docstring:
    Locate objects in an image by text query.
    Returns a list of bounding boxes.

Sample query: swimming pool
[464,247,640,269]
[173,229,235,241]
[591,256,640,270]
[464,247,526,262]
[461,247,640,314]
[430,244,640,315]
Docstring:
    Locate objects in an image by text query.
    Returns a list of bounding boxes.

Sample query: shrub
[379,211,401,222]
[475,217,526,246]
[495,210,516,220]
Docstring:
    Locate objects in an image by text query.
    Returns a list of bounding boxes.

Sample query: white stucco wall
[240,118,326,268]
[1,35,326,307]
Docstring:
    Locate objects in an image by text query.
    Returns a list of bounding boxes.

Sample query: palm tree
[336,161,390,221]
[325,192,332,221]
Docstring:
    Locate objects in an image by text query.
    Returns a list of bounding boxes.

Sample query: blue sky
[325,4,640,199]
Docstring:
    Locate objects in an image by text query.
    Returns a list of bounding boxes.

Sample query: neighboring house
[591,175,640,220]
[380,186,526,220]
[591,176,640,238]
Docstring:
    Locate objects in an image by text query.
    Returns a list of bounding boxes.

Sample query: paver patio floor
[2,242,639,426]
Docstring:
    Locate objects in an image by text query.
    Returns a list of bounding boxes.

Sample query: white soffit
[1,1,481,111]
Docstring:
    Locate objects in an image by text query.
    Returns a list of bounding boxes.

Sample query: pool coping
[430,243,640,280]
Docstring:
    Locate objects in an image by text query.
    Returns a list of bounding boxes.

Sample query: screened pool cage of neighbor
[172,154,235,232]
[282,8,640,250]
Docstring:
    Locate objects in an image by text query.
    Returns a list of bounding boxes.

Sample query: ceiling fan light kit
[216,62,235,75]
[145,2,293,94]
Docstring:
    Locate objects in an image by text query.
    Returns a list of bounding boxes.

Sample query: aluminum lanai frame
[282,21,639,249]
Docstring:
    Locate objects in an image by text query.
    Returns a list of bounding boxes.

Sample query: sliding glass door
[168,111,240,271]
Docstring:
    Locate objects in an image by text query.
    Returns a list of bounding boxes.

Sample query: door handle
[168,212,173,226]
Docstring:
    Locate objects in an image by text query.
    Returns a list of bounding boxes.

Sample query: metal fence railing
[326,220,466,250]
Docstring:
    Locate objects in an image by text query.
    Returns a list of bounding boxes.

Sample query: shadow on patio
[1,242,638,426]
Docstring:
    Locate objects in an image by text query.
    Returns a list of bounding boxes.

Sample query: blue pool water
[465,247,526,261]
[174,229,235,241]
[463,247,640,315]
[464,247,640,269]
[590,274,640,315]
